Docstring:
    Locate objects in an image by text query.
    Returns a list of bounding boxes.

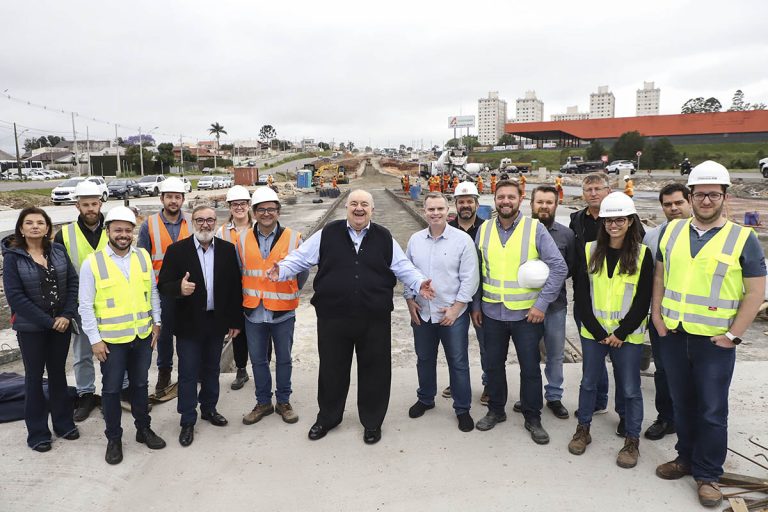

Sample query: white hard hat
[160,177,186,194]
[599,191,637,217]
[623,175,630,181]
[518,259,550,289]
[687,160,731,187]
[226,185,251,203]
[104,205,136,226]
[74,180,103,199]
[250,186,280,207]
[454,181,479,197]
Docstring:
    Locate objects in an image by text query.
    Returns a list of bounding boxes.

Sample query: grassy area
[262,152,324,169]
[469,149,585,169]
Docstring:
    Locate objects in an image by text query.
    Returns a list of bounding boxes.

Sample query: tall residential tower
[636,81,661,116]
[477,91,508,146]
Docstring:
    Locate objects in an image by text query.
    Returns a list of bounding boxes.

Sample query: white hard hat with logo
[518,259,550,289]
[74,180,103,199]
[687,160,731,187]
[226,185,251,203]
[250,186,280,207]
[160,177,186,194]
[454,181,479,197]
[599,191,637,217]
[104,205,137,226]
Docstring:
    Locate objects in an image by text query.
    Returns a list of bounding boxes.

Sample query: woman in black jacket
[2,207,79,452]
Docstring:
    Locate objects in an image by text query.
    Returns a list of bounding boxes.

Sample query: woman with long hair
[2,207,79,452]
[568,192,652,469]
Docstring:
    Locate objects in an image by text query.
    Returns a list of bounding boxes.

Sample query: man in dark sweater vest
[267,189,435,444]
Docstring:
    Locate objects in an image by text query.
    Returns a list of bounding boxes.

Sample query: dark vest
[312,220,395,318]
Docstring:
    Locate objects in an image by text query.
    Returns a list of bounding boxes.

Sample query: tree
[585,140,607,161]
[125,144,155,175]
[461,135,480,150]
[728,90,746,111]
[156,143,175,170]
[681,97,705,114]
[498,134,516,146]
[445,138,459,148]
[610,131,645,161]
[208,122,227,169]
[318,142,330,151]
[650,138,677,168]
[124,134,156,146]
[339,142,346,152]
[258,125,277,147]
[23,135,65,151]
[219,143,234,152]
[750,102,767,110]
[702,97,722,112]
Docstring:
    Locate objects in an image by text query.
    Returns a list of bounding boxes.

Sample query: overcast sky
[2,0,767,154]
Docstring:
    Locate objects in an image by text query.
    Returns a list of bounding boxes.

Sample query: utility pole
[115,125,121,177]
[179,134,184,176]
[71,112,80,176]
[13,122,22,180]
[139,126,145,176]
[86,126,92,176]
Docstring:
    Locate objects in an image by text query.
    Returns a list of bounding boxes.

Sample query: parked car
[605,160,636,174]
[46,169,68,179]
[212,176,228,189]
[27,170,50,181]
[201,167,214,174]
[179,176,192,193]
[559,163,580,174]
[137,174,166,196]
[107,178,143,199]
[51,177,108,204]
[197,176,216,190]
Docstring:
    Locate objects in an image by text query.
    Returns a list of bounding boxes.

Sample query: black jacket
[157,236,243,337]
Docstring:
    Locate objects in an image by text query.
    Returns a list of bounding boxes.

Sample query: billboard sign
[448,115,475,128]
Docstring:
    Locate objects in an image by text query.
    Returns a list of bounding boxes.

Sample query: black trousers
[316,315,391,430]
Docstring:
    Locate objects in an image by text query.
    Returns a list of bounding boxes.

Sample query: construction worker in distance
[623,175,634,198]
[217,185,257,391]
[442,173,449,193]
[332,176,338,189]
[79,206,166,465]
[519,173,527,199]
[53,180,108,423]
[490,173,497,195]
[137,176,192,394]
[239,187,308,426]
[267,174,274,187]
[652,161,766,509]
[404,174,410,194]
[476,174,484,194]
[431,175,439,193]
[452,174,459,192]
[568,192,652,470]
[555,175,564,204]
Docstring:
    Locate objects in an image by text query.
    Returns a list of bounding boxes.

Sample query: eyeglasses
[230,201,249,209]
[692,192,724,202]
[603,217,628,226]
[193,217,217,226]
[254,207,279,214]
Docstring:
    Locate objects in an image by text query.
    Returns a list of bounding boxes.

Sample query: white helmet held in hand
[518,259,550,289]
[453,181,479,197]
[226,185,251,203]
[74,180,103,199]
[687,160,731,187]
[599,191,637,217]
[251,186,280,207]
[160,177,186,194]
[104,205,137,226]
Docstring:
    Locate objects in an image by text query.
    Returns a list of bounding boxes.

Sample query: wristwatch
[724,331,742,345]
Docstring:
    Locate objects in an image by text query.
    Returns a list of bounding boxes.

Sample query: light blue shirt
[78,245,162,345]
[277,221,426,295]
[404,224,478,323]
[193,237,215,311]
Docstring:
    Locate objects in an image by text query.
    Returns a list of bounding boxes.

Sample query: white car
[46,169,68,179]
[137,175,166,196]
[605,160,636,174]
[27,170,50,181]
[212,176,228,189]
[197,176,216,190]
[180,176,192,193]
[51,177,109,204]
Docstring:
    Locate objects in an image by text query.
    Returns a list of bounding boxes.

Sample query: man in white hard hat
[239,187,308,426]
[472,180,567,444]
[137,176,192,393]
[266,189,435,444]
[79,206,166,465]
[53,180,108,422]
[652,161,766,508]
[404,192,478,432]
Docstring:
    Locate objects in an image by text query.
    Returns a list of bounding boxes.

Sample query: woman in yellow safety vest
[568,192,653,470]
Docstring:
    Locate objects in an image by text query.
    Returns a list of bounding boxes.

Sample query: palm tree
[208,122,227,170]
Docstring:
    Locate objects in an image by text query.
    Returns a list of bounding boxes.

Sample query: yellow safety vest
[579,242,648,344]
[478,216,541,310]
[87,247,153,344]
[659,218,750,336]
[61,222,108,273]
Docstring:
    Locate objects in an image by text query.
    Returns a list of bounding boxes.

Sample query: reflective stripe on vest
[478,216,541,310]
[238,227,301,310]
[660,218,750,336]
[148,212,191,280]
[215,223,246,245]
[62,222,108,273]
[579,242,648,344]
[89,248,153,344]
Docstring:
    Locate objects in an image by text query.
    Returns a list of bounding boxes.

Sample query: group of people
[2,161,764,508]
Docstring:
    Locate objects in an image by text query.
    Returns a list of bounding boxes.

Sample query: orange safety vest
[238,227,302,311]
[147,212,191,280]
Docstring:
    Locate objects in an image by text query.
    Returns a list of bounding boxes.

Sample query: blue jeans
[576,336,643,438]
[483,314,544,421]
[245,317,295,405]
[177,315,224,426]
[100,336,153,440]
[72,330,96,395]
[412,311,471,415]
[659,330,735,482]
[575,312,623,415]
[156,293,175,369]
[17,329,76,449]
[543,306,566,402]
[648,322,674,423]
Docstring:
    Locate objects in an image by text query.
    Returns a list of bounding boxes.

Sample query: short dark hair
[689,184,728,194]
[658,183,690,203]
[531,185,558,203]
[495,179,522,197]
[12,206,53,252]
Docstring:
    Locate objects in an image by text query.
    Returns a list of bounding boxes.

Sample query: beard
[195,230,214,244]
[533,210,554,227]
[694,202,724,224]
[497,207,518,219]
[458,206,476,219]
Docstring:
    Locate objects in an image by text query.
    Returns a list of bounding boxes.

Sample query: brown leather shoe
[275,402,299,424]
[568,424,591,455]
[616,437,639,468]
[242,403,274,425]
[696,481,722,508]
[655,459,691,480]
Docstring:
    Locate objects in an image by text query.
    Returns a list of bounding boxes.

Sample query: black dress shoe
[179,425,194,447]
[308,423,328,441]
[644,419,675,440]
[201,411,228,426]
[105,439,123,465]
[62,428,80,440]
[136,427,167,450]
[74,393,97,422]
[513,401,522,413]
[546,400,570,419]
[363,428,382,445]
[408,401,435,418]
[33,441,52,453]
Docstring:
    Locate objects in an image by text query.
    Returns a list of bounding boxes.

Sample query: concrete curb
[384,188,427,229]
